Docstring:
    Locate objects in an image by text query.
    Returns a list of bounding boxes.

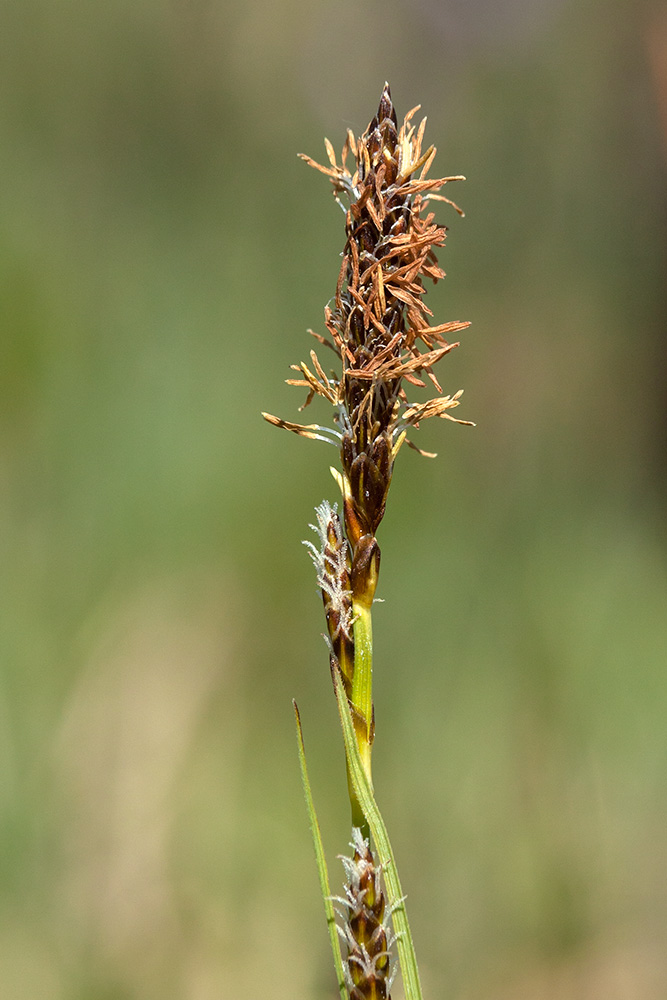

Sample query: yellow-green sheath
[344,598,374,834]
[351,599,374,784]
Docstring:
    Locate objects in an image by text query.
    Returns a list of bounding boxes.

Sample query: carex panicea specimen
[265,84,472,1000]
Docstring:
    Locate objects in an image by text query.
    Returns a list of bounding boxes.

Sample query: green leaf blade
[293,700,348,1000]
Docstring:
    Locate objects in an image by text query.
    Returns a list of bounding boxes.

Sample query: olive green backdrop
[1,1,666,997]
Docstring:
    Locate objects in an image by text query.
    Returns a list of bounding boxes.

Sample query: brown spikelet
[266,83,472,609]
[338,829,394,1000]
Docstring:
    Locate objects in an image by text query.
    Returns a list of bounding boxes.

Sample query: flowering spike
[265,85,470,607]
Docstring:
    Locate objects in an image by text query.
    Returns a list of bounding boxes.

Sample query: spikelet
[337,828,395,1000]
[264,83,472,610]
[304,501,355,695]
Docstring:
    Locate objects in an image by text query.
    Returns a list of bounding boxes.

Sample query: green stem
[351,599,374,776]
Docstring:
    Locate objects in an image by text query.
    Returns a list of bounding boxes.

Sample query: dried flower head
[264,83,472,609]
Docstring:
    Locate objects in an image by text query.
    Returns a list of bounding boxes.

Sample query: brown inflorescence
[264,83,471,610]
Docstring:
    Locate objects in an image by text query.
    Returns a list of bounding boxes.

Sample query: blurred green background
[1,0,666,997]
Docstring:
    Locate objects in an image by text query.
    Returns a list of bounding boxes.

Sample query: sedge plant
[264,83,472,1000]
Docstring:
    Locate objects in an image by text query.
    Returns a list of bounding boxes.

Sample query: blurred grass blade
[332,669,424,1000]
[293,701,347,1000]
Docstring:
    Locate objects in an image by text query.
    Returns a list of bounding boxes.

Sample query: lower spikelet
[338,829,394,1000]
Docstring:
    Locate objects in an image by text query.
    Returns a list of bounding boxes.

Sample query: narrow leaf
[332,670,424,1000]
[293,701,347,1000]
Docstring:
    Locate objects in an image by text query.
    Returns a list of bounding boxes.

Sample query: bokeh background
[2,0,666,997]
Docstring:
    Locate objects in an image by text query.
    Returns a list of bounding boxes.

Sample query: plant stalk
[345,598,373,835]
